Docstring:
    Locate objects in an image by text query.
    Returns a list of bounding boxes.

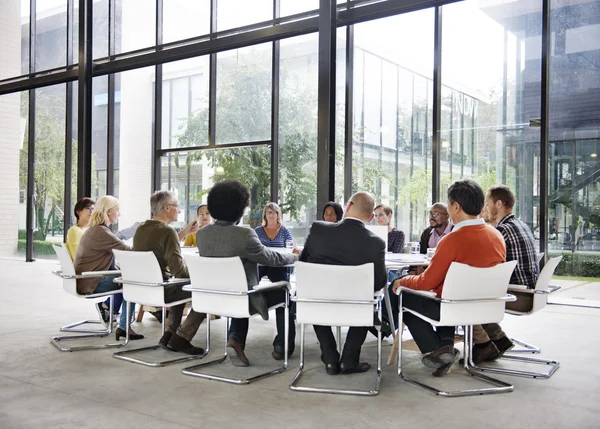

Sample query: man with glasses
[419,203,453,256]
[133,191,207,355]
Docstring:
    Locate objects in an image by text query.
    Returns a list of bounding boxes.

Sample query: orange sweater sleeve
[398,235,455,296]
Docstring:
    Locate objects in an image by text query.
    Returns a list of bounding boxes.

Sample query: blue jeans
[94,276,134,330]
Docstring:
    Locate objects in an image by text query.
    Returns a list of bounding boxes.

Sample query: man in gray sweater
[133,190,205,355]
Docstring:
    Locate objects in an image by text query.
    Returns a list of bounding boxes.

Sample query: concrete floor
[1,258,599,429]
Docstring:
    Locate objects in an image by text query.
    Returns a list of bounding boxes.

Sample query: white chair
[289,261,383,396]
[471,256,562,379]
[537,252,545,264]
[111,250,208,367]
[51,243,124,352]
[366,225,388,250]
[397,261,518,397]
[181,255,291,384]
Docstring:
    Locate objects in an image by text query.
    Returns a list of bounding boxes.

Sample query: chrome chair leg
[51,296,126,352]
[509,337,542,354]
[396,310,514,397]
[182,302,289,385]
[113,306,209,368]
[469,351,560,379]
[290,302,382,396]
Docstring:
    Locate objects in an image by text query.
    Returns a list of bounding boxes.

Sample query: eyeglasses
[429,211,447,218]
[167,203,179,208]
[85,206,94,212]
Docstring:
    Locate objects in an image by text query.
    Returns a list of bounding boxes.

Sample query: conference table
[181,245,430,339]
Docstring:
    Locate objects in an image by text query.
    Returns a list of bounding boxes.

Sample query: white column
[0,0,23,256]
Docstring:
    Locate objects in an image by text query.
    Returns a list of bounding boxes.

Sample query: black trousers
[402,292,455,354]
[313,325,369,367]
[228,266,295,352]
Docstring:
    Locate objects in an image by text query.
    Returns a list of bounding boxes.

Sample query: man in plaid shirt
[468,185,540,364]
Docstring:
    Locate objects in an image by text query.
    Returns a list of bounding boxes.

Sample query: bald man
[419,202,453,254]
[299,192,387,375]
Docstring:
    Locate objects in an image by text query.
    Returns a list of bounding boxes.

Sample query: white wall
[0,0,23,256]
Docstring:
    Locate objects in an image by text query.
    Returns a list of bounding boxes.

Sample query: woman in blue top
[255,202,294,283]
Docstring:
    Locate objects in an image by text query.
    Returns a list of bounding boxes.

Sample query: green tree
[19,89,71,241]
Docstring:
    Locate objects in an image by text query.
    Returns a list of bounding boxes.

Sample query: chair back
[366,225,388,251]
[294,261,375,327]
[184,255,251,318]
[531,256,562,313]
[537,252,545,264]
[53,243,79,296]
[438,261,517,326]
[113,249,166,306]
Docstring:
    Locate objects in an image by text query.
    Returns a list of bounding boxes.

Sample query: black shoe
[271,346,295,361]
[115,327,144,341]
[158,331,173,350]
[227,339,250,366]
[432,348,459,377]
[96,303,110,328]
[325,363,340,375]
[340,362,371,374]
[422,345,459,369]
[168,333,205,355]
[150,310,163,323]
[459,341,500,365]
[491,336,514,359]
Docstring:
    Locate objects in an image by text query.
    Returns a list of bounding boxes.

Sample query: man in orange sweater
[392,180,506,376]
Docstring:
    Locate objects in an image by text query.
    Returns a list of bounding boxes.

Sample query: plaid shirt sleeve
[496,215,540,288]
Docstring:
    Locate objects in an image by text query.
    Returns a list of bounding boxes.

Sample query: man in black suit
[299,192,387,375]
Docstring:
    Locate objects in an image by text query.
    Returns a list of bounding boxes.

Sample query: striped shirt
[255,225,293,248]
[496,214,539,289]
[388,228,405,253]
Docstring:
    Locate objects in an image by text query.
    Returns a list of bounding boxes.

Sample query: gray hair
[151,190,176,216]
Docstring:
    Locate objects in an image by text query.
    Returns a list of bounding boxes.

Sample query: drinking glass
[285,239,295,249]
[427,247,436,260]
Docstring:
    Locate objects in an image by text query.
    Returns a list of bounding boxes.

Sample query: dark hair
[488,185,515,209]
[207,180,250,222]
[322,202,343,221]
[196,204,208,215]
[73,197,95,221]
[447,179,484,216]
[374,204,393,216]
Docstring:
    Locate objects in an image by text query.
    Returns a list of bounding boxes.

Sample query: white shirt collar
[343,216,366,225]
[452,217,485,232]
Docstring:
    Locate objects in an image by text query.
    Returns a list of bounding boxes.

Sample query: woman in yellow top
[66,198,95,259]
[183,204,212,246]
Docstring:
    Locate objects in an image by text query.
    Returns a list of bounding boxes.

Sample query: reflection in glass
[353,9,434,242]
[160,147,271,228]
[216,43,272,144]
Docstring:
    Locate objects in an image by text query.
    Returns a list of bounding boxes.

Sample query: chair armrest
[113,277,166,287]
[168,277,190,286]
[398,287,439,299]
[547,284,561,293]
[81,270,121,277]
[251,281,290,292]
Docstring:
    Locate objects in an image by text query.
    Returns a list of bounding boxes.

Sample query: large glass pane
[0,0,25,79]
[33,84,66,259]
[443,0,541,241]
[217,0,272,32]
[92,76,108,201]
[163,57,210,150]
[0,92,27,258]
[116,0,156,54]
[35,0,67,71]
[353,9,434,242]
[279,34,318,244]
[215,43,272,144]
[91,0,109,59]
[163,0,210,43]
[547,0,600,287]
[115,66,155,230]
[160,146,271,229]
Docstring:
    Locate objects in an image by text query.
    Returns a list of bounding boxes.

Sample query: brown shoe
[460,341,500,364]
[422,345,458,369]
[167,333,205,355]
[227,339,250,367]
[491,336,514,359]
